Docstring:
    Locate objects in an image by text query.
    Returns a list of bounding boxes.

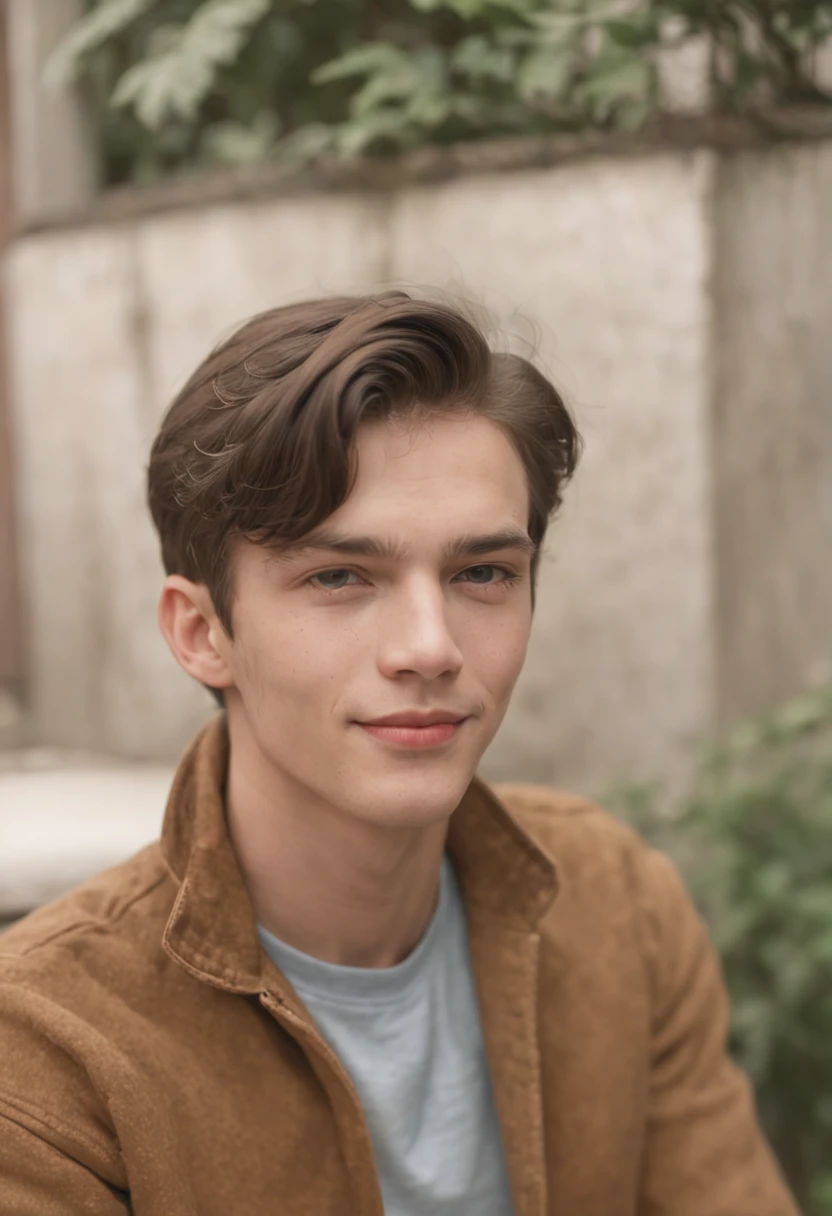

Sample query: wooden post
[6,0,94,226]
[0,0,23,707]
[0,0,94,740]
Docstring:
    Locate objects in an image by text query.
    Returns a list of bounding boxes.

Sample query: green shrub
[48,0,832,185]
[609,681,832,1214]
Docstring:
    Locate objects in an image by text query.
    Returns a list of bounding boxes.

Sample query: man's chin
[336,772,478,832]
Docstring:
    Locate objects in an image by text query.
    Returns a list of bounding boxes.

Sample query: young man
[0,293,796,1215]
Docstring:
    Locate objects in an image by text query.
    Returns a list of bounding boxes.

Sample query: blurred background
[0,0,831,1207]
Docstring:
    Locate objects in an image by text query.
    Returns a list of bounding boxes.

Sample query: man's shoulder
[486,779,682,940]
[0,842,172,990]
[0,849,171,1188]
[488,779,645,867]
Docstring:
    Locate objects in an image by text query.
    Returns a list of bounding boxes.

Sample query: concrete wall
[712,142,832,723]
[4,140,831,798]
[388,152,716,792]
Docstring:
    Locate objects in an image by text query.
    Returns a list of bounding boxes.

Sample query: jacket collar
[160,713,559,994]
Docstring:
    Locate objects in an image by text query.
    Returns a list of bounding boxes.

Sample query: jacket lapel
[468,916,549,1216]
[447,778,559,1216]
[160,717,560,1215]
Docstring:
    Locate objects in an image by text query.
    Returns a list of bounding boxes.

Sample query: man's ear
[157,575,234,693]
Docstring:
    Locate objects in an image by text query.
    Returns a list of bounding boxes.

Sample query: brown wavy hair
[147,291,581,707]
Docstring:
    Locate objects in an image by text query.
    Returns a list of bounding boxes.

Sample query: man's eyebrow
[270,527,536,566]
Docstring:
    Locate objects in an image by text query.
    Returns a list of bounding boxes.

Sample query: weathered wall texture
[4,142,830,798]
[388,153,716,792]
[712,140,832,724]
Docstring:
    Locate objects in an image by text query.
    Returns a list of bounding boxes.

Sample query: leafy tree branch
[50,0,832,185]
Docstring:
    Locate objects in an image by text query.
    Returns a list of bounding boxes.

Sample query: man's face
[211,411,534,830]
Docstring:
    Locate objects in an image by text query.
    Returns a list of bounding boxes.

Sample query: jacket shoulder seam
[0,1090,118,1167]
[490,781,632,826]
[0,861,169,960]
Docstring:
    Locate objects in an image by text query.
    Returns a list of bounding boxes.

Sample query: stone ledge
[0,762,174,920]
[15,107,832,237]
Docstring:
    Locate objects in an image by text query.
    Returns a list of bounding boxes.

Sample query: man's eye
[458,565,510,585]
[454,564,520,588]
[307,569,360,592]
[305,565,520,595]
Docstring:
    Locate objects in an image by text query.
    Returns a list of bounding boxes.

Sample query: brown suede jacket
[0,714,798,1215]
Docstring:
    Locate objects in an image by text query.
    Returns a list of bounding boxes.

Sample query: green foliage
[608,682,832,1214]
[108,0,272,131]
[45,0,157,82]
[49,0,832,185]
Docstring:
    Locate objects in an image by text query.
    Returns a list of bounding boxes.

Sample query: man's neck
[224,724,449,970]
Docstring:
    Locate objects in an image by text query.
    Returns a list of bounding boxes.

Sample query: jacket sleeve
[0,1109,131,1214]
[635,845,800,1216]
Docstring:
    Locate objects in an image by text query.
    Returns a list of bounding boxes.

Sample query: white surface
[0,765,174,916]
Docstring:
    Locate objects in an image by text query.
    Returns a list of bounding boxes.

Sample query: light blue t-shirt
[257,851,515,1215]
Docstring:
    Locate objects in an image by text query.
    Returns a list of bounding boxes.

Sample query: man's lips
[357,711,468,728]
[356,718,468,748]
